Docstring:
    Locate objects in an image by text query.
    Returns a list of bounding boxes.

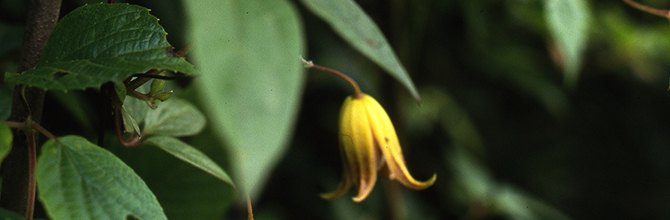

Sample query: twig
[1,0,62,219]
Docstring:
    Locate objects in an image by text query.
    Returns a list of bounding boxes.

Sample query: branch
[0,0,62,219]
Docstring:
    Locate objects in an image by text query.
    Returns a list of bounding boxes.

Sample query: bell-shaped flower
[321,94,436,202]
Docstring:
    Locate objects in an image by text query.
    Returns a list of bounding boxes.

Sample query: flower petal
[362,95,436,189]
[320,159,353,199]
[343,96,379,202]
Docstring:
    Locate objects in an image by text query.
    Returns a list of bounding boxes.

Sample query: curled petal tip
[410,173,437,190]
[352,196,366,203]
[320,175,353,200]
[424,173,438,187]
[320,185,352,200]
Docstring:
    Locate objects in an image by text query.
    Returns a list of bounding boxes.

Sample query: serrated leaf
[142,98,205,136]
[545,0,590,88]
[184,0,305,200]
[5,3,197,91]
[36,135,166,220]
[0,122,12,164]
[145,136,234,188]
[300,0,420,102]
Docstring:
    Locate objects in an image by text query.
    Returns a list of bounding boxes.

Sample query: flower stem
[301,58,363,99]
[623,0,670,18]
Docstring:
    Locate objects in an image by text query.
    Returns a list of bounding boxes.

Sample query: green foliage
[9,0,665,219]
[145,136,234,187]
[143,98,205,137]
[123,88,150,125]
[107,137,234,220]
[0,207,26,220]
[300,0,421,102]
[545,0,591,87]
[36,136,167,220]
[184,0,305,200]
[4,3,196,91]
[121,107,141,135]
[0,122,10,166]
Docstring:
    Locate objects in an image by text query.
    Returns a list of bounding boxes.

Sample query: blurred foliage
[4,0,670,219]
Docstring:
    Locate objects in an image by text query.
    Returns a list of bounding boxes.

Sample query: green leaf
[5,3,197,91]
[121,107,141,136]
[0,207,26,220]
[106,131,235,220]
[0,122,12,164]
[142,98,205,137]
[545,0,590,88]
[300,0,420,101]
[36,135,167,220]
[123,88,151,126]
[184,0,305,200]
[145,136,234,188]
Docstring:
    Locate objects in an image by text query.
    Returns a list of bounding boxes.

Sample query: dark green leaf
[184,0,305,200]
[143,98,205,137]
[106,131,235,220]
[0,207,26,220]
[5,3,197,91]
[36,135,167,220]
[0,122,12,164]
[145,136,234,188]
[300,0,420,101]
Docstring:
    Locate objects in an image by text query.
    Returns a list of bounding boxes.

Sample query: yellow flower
[321,94,437,202]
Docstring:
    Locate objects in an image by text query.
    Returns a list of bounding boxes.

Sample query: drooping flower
[321,94,436,202]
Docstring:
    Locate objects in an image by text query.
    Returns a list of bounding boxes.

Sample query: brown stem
[111,91,143,147]
[5,121,57,141]
[623,0,670,18]
[247,195,254,220]
[0,0,62,218]
[301,58,364,99]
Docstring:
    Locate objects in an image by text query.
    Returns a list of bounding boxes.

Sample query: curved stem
[623,0,670,18]
[301,58,363,99]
